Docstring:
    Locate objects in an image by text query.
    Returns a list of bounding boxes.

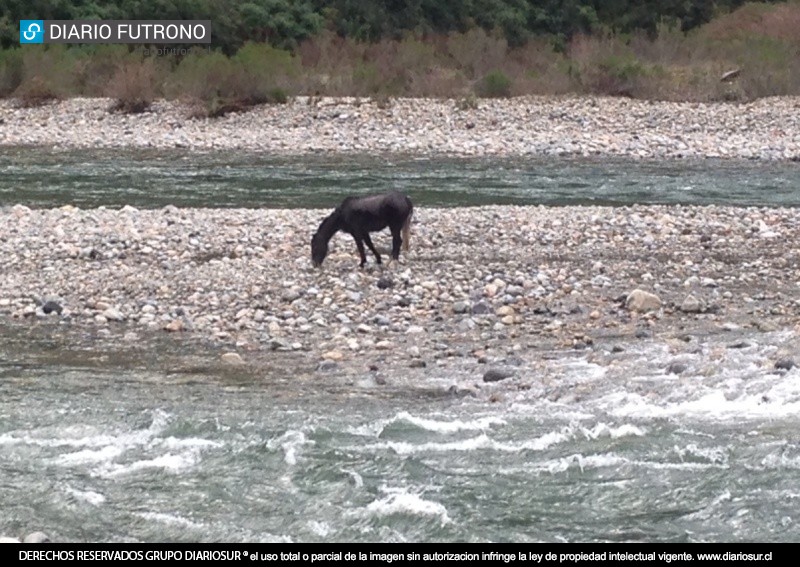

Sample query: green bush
[0,47,22,96]
[447,29,508,80]
[456,93,479,110]
[13,45,78,104]
[167,49,237,102]
[107,58,162,114]
[477,70,513,97]
[170,44,295,117]
[70,45,139,96]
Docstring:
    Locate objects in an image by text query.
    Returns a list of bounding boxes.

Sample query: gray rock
[269,338,291,351]
[0,531,51,543]
[281,288,302,302]
[102,307,125,322]
[756,320,779,332]
[666,361,687,375]
[626,289,662,312]
[483,368,515,382]
[453,301,471,314]
[457,319,475,331]
[42,300,62,315]
[680,294,705,313]
[23,532,51,543]
[221,352,245,365]
[471,301,492,315]
[447,385,478,398]
[316,360,339,372]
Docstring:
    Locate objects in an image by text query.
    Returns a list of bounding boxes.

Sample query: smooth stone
[163,319,184,332]
[453,301,471,314]
[42,300,63,315]
[483,368,515,382]
[102,308,125,321]
[471,301,492,315]
[666,361,687,374]
[680,294,705,313]
[317,360,339,372]
[221,352,245,365]
[626,289,662,312]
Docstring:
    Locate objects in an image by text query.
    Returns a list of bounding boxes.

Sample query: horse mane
[315,209,342,240]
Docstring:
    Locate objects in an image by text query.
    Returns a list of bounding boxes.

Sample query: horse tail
[402,203,413,252]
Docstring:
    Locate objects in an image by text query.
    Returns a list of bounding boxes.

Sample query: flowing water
[1,148,800,543]
[2,147,800,209]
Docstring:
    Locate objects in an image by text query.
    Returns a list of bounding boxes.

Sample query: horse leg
[389,225,402,261]
[362,233,382,265]
[352,235,368,267]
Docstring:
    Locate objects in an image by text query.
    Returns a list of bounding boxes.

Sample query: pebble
[163,319,184,332]
[316,360,339,372]
[1,96,798,160]
[221,352,245,365]
[322,350,344,361]
[626,289,662,312]
[0,531,51,543]
[666,361,688,375]
[483,368,515,382]
[0,118,799,374]
[41,300,63,315]
[680,294,705,313]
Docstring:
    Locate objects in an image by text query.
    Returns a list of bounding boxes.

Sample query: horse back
[341,192,412,232]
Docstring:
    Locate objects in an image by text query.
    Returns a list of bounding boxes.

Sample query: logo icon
[20,20,44,44]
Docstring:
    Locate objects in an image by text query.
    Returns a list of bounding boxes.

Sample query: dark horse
[311,191,413,268]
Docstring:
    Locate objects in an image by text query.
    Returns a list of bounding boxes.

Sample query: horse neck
[316,210,342,242]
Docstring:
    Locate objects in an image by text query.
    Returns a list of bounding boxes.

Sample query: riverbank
[1,96,800,160]
[2,204,799,383]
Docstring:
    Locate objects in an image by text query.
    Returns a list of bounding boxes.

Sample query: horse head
[311,231,328,267]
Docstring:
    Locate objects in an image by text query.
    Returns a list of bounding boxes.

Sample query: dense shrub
[107,58,162,113]
[12,45,78,105]
[169,43,296,116]
[0,48,22,96]
[477,70,513,98]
